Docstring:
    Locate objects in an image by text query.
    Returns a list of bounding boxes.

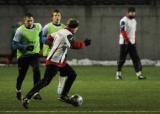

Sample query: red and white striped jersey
[46,29,72,64]
[119,16,137,44]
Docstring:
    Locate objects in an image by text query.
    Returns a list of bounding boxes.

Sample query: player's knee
[69,72,77,80]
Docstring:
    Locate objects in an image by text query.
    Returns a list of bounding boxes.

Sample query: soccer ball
[70,94,83,107]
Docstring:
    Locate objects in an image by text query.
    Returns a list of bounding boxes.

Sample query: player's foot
[137,75,146,80]
[58,95,72,104]
[116,75,122,80]
[33,93,42,100]
[116,71,122,80]
[16,91,23,101]
[22,98,29,109]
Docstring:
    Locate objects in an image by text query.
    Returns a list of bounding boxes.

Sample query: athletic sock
[57,76,66,95]
[136,71,142,77]
[116,71,122,76]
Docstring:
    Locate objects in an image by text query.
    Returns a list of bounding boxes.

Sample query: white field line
[0,110,160,113]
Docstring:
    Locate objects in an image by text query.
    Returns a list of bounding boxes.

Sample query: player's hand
[84,39,91,46]
[125,38,130,45]
[48,35,54,43]
[26,45,34,51]
[47,35,54,48]
[126,41,132,46]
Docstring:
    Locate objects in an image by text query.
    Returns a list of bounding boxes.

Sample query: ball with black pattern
[70,94,83,107]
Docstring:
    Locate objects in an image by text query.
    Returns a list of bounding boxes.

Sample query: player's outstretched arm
[71,39,91,49]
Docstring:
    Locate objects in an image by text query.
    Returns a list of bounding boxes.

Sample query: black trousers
[16,54,41,91]
[117,44,142,72]
[25,64,77,99]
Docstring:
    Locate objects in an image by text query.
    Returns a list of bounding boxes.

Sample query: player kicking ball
[22,18,91,109]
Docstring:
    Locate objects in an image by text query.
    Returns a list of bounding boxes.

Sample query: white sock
[57,76,66,95]
[116,71,122,76]
[16,89,21,92]
[136,71,142,77]
[33,92,39,96]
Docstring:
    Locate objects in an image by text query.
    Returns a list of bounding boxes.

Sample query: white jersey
[119,16,137,44]
[46,29,73,64]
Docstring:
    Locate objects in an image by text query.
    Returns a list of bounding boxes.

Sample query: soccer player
[22,18,91,109]
[42,9,66,95]
[12,13,42,101]
[116,7,146,80]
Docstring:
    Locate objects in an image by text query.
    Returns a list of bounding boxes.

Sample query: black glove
[26,45,34,51]
[84,39,91,46]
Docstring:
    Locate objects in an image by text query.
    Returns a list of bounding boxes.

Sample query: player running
[22,18,91,109]
[116,7,146,80]
[12,13,42,101]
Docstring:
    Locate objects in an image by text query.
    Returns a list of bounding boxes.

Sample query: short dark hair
[67,18,79,28]
[24,13,33,18]
[53,9,60,13]
[128,7,136,12]
[52,9,61,17]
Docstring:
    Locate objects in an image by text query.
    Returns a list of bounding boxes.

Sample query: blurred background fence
[0,0,160,64]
